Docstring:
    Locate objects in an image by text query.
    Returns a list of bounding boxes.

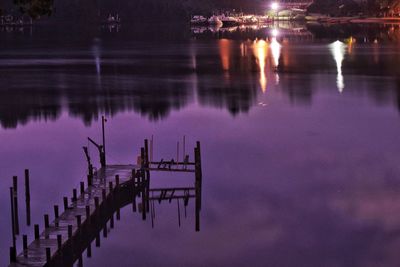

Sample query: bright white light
[270,37,281,69]
[329,40,346,93]
[271,2,279,10]
[271,28,279,37]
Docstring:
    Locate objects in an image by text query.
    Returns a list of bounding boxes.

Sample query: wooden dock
[8,138,202,267]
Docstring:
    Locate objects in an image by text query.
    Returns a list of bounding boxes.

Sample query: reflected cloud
[329,41,346,93]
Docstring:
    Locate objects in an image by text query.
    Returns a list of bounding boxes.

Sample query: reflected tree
[13,0,53,18]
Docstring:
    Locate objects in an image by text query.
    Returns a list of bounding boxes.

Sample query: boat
[190,15,208,25]
[208,15,223,26]
[219,14,239,27]
[102,14,121,25]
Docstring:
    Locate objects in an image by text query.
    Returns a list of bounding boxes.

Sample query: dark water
[2,22,400,267]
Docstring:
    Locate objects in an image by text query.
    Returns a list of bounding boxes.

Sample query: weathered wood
[10,155,202,267]
[25,169,31,226]
[13,176,20,235]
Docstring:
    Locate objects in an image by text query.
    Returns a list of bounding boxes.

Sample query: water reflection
[329,41,346,93]
[253,40,268,92]
[2,23,400,129]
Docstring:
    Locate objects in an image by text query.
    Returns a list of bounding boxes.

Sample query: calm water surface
[1,23,400,267]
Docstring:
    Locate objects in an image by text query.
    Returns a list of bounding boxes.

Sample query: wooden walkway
[8,140,202,267]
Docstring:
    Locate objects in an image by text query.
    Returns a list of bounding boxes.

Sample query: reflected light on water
[219,39,231,71]
[329,40,346,93]
[253,39,268,92]
[270,37,281,70]
[92,38,101,76]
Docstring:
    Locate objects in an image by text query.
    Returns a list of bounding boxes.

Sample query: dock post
[87,174,92,187]
[80,182,85,194]
[87,241,92,258]
[132,169,137,212]
[116,175,121,220]
[101,115,106,166]
[144,139,149,166]
[73,189,77,201]
[25,169,31,226]
[10,246,16,263]
[44,214,49,228]
[110,213,114,228]
[34,224,40,240]
[86,205,90,221]
[13,176,20,235]
[9,187,16,248]
[63,197,68,211]
[194,144,201,232]
[54,205,59,227]
[141,170,146,220]
[76,215,82,231]
[102,189,107,201]
[46,247,51,264]
[103,223,108,238]
[57,235,62,250]
[23,235,28,257]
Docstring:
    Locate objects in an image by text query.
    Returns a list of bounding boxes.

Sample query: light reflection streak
[219,39,231,71]
[253,39,268,92]
[329,40,346,93]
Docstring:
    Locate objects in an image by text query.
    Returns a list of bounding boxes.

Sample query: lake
[1,22,400,267]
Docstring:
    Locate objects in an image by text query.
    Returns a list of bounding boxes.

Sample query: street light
[271,2,279,11]
[271,2,279,21]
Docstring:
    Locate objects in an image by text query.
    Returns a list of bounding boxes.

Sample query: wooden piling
[110,213,114,228]
[23,235,27,257]
[34,224,39,240]
[80,182,85,194]
[57,235,62,250]
[132,169,137,212]
[45,247,51,264]
[73,189,77,201]
[63,197,68,211]
[86,205,90,221]
[54,205,59,227]
[13,176,20,235]
[44,214,49,228]
[25,169,31,226]
[103,223,107,238]
[87,174,92,187]
[87,242,92,258]
[9,187,16,248]
[10,246,16,263]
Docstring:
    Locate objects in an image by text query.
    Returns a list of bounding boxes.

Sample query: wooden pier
[8,137,202,267]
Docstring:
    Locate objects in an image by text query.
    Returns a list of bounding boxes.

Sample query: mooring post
[9,246,16,263]
[23,235,28,257]
[144,139,149,166]
[76,215,82,231]
[80,182,85,194]
[54,205,59,227]
[9,187,16,248]
[63,197,68,211]
[87,241,92,258]
[46,247,51,264]
[196,141,202,210]
[87,174,92,187]
[25,169,31,226]
[73,189,77,201]
[44,214,49,228]
[13,176,20,235]
[86,205,91,223]
[132,169,137,212]
[110,213,114,228]
[141,170,146,220]
[103,222,108,238]
[101,115,106,165]
[115,175,120,220]
[34,224,39,240]
[194,146,200,232]
[67,225,73,256]
[102,188,107,201]
[57,234,62,250]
